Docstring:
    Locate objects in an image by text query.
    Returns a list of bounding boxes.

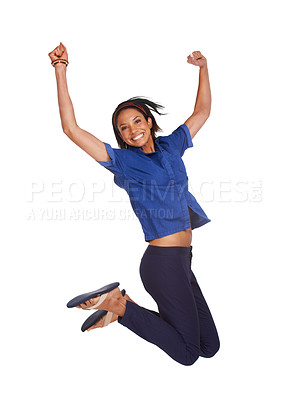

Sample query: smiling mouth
[132,133,144,141]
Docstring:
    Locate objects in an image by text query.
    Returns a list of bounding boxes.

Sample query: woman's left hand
[48,42,68,64]
[187,51,207,68]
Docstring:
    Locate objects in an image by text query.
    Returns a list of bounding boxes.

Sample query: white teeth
[132,133,143,141]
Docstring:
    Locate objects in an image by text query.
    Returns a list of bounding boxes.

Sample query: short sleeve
[96,142,124,176]
[158,123,193,157]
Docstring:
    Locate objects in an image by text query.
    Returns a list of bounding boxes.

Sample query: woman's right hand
[48,42,68,65]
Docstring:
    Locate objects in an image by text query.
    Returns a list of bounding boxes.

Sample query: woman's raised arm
[184,51,211,140]
[49,42,110,162]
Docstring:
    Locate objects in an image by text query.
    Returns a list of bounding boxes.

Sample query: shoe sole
[66,282,120,308]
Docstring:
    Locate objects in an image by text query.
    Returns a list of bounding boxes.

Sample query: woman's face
[117,108,153,148]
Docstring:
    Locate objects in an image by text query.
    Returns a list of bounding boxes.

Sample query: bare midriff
[148,228,192,247]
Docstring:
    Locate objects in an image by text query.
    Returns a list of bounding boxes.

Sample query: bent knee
[184,352,199,366]
[202,339,220,358]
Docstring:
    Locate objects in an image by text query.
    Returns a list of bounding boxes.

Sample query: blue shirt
[96,123,211,242]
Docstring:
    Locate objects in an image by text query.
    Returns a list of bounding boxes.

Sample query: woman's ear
[147,117,153,129]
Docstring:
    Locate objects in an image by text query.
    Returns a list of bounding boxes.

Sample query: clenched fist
[187,51,207,68]
[48,42,68,65]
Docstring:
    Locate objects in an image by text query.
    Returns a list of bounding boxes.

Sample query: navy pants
[118,245,220,366]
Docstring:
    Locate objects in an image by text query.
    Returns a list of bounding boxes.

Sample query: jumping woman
[48,42,220,366]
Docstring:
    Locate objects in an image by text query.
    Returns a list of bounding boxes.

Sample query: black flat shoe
[81,289,126,332]
[66,282,120,309]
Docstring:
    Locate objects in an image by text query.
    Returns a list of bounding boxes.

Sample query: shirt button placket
[159,150,175,181]
[160,150,191,227]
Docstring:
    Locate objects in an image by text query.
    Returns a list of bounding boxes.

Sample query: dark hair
[112,96,167,149]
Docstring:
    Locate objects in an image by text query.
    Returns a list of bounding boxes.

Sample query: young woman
[49,42,220,366]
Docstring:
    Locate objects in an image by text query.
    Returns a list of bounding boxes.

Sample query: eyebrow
[119,116,140,127]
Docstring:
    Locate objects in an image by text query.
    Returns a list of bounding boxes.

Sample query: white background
[1,0,289,398]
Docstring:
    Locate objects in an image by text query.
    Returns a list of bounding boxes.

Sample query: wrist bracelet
[52,59,69,67]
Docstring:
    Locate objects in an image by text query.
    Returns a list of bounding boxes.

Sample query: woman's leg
[124,294,160,317]
[188,264,220,357]
[124,253,220,358]
[126,249,220,357]
[117,245,202,366]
